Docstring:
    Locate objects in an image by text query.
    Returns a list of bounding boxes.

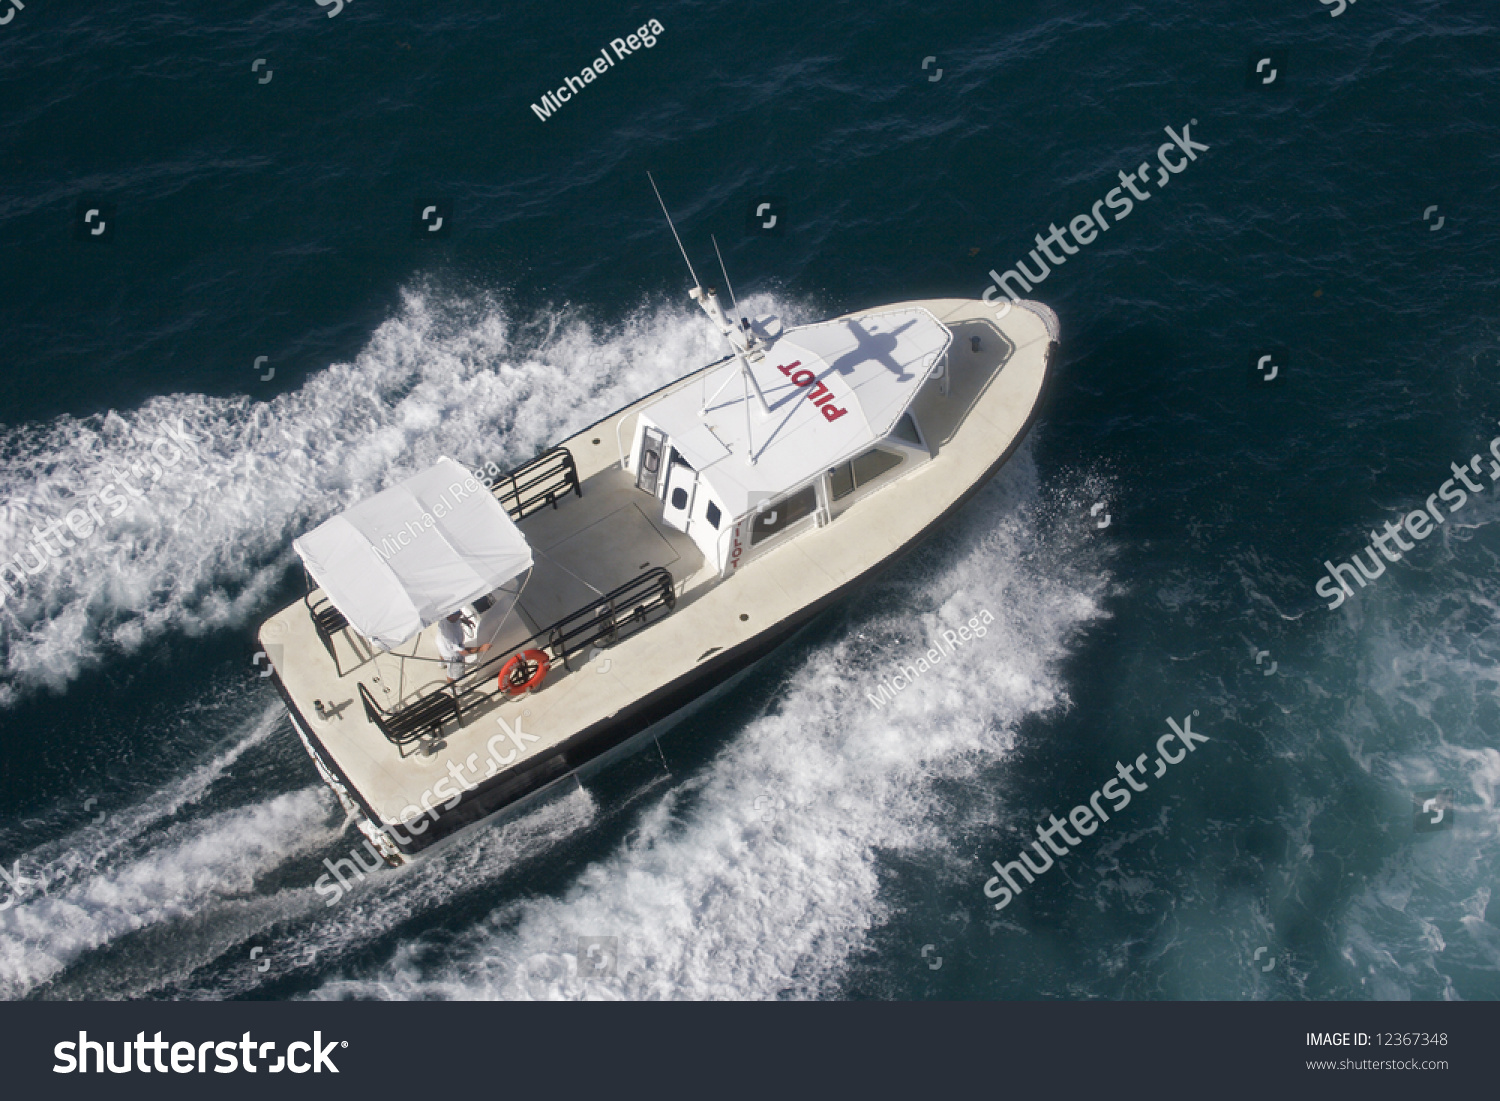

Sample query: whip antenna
[647,171,699,288]
[711,234,742,321]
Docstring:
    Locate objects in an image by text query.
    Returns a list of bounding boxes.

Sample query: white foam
[0,705,320,999]
[0,786,334,999]
[308,447,1112,1000]
[0,286,800,703]
[1316,551,1500,999]
[0,700,287,878]
[165,785,598,1000]
[3,289,1109,1000]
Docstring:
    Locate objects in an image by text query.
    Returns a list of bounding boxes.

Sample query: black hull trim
[284,340,1057,856]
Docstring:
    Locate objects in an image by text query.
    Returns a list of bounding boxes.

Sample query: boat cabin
[625,306,952,575]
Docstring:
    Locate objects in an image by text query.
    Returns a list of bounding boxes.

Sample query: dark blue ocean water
[2,0,1498,1000]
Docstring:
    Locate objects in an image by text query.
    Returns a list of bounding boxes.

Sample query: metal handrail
[714,519,743,580]
[615,411,635,472]
[373,566,677,727]
[487,446,582,521]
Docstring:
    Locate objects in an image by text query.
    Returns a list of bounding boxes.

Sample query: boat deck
[262,295,1056,848]
[515,467,704,628]
[262,458,711,831]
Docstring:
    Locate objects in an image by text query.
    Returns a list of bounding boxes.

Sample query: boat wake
[0,703,337,1000]
[0,706,600,1000]
[2,288,1108,1000]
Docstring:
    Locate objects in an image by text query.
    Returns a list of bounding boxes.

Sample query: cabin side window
[750,485,817,546]
[829,447,905,502]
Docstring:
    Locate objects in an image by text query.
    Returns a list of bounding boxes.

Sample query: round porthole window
[671,487,689,509]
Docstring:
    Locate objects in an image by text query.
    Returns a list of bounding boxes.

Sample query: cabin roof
[641,307,951,516]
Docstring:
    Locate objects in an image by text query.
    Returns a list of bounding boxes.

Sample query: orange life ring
[498,649,549,696]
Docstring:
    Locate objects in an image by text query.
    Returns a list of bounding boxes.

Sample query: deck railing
[303,571,352,673]
[488,446,582,521]
[358,566,677,753]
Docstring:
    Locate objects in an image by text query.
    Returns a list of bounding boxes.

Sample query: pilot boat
[258,187,1058,865]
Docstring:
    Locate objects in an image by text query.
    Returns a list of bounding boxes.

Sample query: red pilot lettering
[772,361,846,422]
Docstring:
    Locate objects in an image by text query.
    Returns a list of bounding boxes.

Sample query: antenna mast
[647,171,700,288]
[713,235,743,328]
[647,174,772,460]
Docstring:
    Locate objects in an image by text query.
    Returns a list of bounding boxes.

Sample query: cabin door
[661,457,697,534]
[635,426,668,497]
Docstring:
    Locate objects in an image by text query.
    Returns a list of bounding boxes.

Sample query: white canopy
[293,457,533,650]
[641,307,951,518]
